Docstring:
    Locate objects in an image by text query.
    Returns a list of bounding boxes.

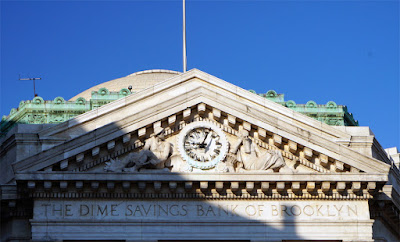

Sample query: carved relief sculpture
[230,129,293,173]
[104,126,172,172]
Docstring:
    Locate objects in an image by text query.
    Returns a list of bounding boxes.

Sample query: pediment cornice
[15,172,387,200]
[11,69,390,176]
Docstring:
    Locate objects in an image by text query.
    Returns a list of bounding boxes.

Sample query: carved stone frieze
[59,103,369,175]
[104,127,172,172]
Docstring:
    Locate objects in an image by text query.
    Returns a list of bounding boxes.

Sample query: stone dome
[69,69,181,101]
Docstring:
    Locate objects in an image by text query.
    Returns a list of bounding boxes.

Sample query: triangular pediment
[12,69,390,177]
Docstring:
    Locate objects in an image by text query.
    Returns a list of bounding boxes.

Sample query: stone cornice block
[154,181,161,192]
[76,153,84,163]
[122,181,130,190]
[138,182,146,191]
[303,147,313,159]
[60,181,68,190]
[107,182,115,190]
[258,127,266,138]
[337,182,347,192]
[291,182,301,192]
[44,181,52,189]
[60,160,68,170]
[168,115,176,125]
[122,134,131,143]
[319,154,328,165]
[276,182,285,192]
[183,108,191,119]
[246,182,255,193]
[243,122,251,131]
[75,181,83,189]
[321,181,331,192]
[352,182,361,192]
[367,182,376,192]
[138,127,146,137]
[228,114,236,125]
[273,134,282,147]
[200,181,208,191]
[107,140,115,150]
[288,140,297,153]
[91,182,99,190]
[231,182,239,192]
[336,160,344,171]
[184,182,192,191]
[92,147,100,156]
[306,182,316,192]
[169,182,177,191]
[197,103,206,113]
[261,182,270,192]
[212,108,221,118]
[27,181,35,189]
[215,181,224,192]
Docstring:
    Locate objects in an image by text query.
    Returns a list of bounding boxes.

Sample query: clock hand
[201,132,211,145]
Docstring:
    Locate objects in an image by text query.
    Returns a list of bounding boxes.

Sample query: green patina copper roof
[248,90,358,126]
[0,88,132,135]
[1,88,358,136]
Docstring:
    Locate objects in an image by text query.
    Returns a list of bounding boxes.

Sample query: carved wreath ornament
[177,121,229,169]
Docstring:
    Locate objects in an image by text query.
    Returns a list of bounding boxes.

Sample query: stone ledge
[15,172,388,182]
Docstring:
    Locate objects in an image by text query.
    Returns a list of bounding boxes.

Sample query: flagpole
[183,0,187,72]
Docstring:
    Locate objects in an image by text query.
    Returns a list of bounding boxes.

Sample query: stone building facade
[1,69,399,241]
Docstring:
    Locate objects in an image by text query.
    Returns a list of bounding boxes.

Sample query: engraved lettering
[111,204,118,216]
[206,205,216,216]
[197,205,204,216]
[334,205,343,216]
[231,205,239,216]
[52,204,63,216]
[97,205,108,216]
[271,205,279,216]
[327,205,335,217]
[281,205,291,216]
[125,205,133,216]
[158,205,168,216]
[258,205,264,216]
[65,204,73,216]
[245,205,257,216]
[141,205,152,216]
[41,204,50,216]
[133,205,143,216]
[348,205,357,216]
[303,205,314,216]
[291,205,301,216]
[316,205,323,216]
[181,205,188,216]
[218,205,229,216]
[80,204,89,216]
[169,205,179,216]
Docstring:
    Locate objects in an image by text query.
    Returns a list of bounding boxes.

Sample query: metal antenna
[19,74,42,97]
[183,0,187,72]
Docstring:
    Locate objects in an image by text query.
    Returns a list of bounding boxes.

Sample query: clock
[177,121,228,169]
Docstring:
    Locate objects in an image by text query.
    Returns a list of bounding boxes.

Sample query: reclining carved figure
[104,127,172,172]
[229,129,293,173]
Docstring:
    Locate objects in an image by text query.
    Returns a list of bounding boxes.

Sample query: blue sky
[1,1,399,149]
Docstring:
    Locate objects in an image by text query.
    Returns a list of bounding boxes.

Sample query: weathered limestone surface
[1,69,399,242]
[31,199,372,241]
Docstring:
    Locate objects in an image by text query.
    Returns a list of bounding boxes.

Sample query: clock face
[178,121,228,169]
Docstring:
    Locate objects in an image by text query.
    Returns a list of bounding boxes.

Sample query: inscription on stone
[34,200,368,222]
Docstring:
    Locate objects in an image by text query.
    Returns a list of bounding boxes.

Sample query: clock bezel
[177,121,228,170]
